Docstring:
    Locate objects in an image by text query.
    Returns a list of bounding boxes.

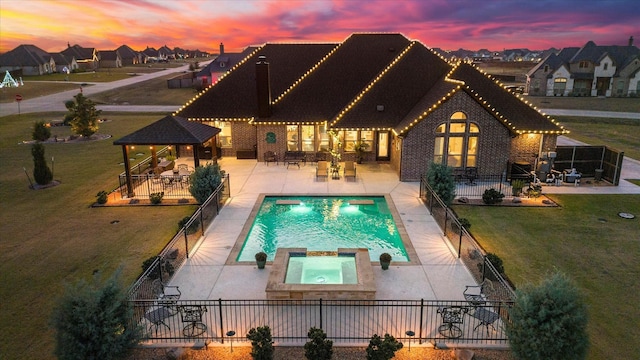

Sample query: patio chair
[151,279,181,315]
[437,306,468,338]
[264,151,278,165]
[463,279,491,308]
[344,161,356,181]
[178,164,188,171]
[316,161,328,179]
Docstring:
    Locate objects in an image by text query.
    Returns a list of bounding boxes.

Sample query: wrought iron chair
[437,306,468,338]
[264,151,278,165]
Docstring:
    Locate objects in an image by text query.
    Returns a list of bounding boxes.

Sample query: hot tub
[266,248,375,300]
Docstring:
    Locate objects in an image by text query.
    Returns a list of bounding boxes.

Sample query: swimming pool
[234,195,412,262]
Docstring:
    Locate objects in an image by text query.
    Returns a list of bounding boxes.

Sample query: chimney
[256,55,272,117]
[629,36,634,47]
[219,42,224,55]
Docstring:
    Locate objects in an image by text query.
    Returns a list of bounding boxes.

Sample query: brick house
[527,37,640,97]
[175,33,565,181]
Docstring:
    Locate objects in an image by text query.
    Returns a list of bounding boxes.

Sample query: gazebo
[113,115,220,198]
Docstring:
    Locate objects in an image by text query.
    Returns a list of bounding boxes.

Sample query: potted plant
[247,325,274,360]
[379,253,392,270]
[366,333,403,360]
[255,251,267,269]
[354,141,369,164]
[511,179,525,197]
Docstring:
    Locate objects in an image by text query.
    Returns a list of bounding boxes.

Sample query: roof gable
[0,44,51,67]
[113,115,220,145]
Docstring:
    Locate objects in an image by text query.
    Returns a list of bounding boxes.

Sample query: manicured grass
[453,195,640,360]
[555,116,640,160]
[89,73,200,105]
[525,95,640,113]
[0,112,196,360]
[0,81,80,103]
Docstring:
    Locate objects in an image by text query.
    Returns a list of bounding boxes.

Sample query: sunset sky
[1,0,638,54]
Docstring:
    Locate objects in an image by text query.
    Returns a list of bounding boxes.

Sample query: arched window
[434,112,479,168]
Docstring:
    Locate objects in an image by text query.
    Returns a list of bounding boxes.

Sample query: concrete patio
[169,158,476,302]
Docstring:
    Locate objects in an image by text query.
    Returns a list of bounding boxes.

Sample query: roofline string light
[467,62,567,134]
[397,85,462,136]
[174,46,264,116]
[272,44,343,105]
[330,41,416,127]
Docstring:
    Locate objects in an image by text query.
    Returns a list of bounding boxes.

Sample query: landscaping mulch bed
[125,345,516,360]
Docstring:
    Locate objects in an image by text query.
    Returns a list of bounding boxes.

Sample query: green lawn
[88,73,200,105]
[453,195,640,360]
[0,112,196,360]
[557,116,640,161]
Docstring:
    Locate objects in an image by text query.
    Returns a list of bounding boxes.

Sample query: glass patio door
[376,131,390,161]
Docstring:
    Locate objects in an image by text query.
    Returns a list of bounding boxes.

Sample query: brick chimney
[256,55,272,117]
[219,42,224,55]
[629,36,634,47]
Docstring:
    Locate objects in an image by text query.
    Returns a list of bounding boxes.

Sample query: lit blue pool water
[236,196,409,262]
[285,255,357,284]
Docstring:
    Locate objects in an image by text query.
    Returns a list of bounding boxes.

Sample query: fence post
[219,298,225,344]
[458,230,462,258]
[319,298,323,330]
[418,298,424,344]
[184,228,189,259]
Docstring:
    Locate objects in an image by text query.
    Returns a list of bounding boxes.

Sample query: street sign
[15,94,23,102]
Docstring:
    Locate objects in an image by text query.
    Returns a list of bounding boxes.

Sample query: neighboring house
[0,44,55,75]
[98,50,122,68]
[527,37,640,97]
[175,33,565,181]
[116,45,140,65]
[158,45,174,61]
[49,52,78,73]
[195,43,258,88]
[141,47,158,63]
[503,48,531,62]
[61,44,99,70]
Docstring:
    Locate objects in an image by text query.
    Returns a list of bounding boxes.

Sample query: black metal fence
[127,175,230,301]
[130,299,511,346]
[453,174,514,200]
[420,176,516,302]
[554,145,624,185]
[118,173,194,199]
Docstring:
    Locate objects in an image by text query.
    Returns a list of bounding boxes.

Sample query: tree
[506,272,589,360]
[304,327,333,360]
[426,162,456,205]
[32,120,51,141]
[189,163,224,203]
[65,92,101,137]
[247,325,274,360]
[32,143,53,185]
[366,333,403,360]
[50,269,142,360]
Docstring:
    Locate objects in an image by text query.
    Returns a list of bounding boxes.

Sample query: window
[318,126,330,151]
[343,131,358,151]
[433,111,479,168]
[286,125,299,151]
[544,65,549,72]
[210,121,232,147]
[603,63,608,71]
[579,61,589,69]
[301,125,315,152]
[360,130,373,152]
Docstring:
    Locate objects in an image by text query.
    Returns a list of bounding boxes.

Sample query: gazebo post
[193,144,200,168]
[121,145,134,198]
[150,146,158,168]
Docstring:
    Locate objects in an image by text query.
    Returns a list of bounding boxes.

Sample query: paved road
[541,109,640,120]
[0,62,209,117]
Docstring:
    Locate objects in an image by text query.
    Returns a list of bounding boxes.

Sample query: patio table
[144,306,173,335]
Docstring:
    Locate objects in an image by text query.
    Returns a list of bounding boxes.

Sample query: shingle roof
[332,43,451,130]
[450,63,564,134]
[99,50,119,61]
[174,33,563,134]
[116,45,138,60]
[61,45,95,61]
[176,43,338,120]
[113,115,220,145]
[0,44,51,67]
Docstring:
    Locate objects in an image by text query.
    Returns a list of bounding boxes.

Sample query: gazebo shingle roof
[113,115,220,145]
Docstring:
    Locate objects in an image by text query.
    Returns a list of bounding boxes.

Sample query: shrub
[65,92,101,137]
[366,333,403,360]
[189,163,224,203]
[527,184,542,199]
[141,256,174,280]
[247,325,274,360]
[426,162,456,206]
[304,327,333,360]
[454,217,471,233]
[96,190,108,204]
[32,121,51,141]
[255,252,267,262]
[178,215,200,234]
[31,143,53,185]
[149,192,164,204]
[506,272,589,360]
[50,269,142,360]
[482,188,504,204]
